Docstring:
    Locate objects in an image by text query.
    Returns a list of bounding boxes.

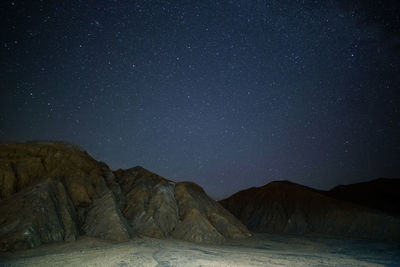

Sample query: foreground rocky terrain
[1,234,398,266]
[220,180,400,240]
[1,141,399,258]
[0,142,249,251]
[112,166,249,243]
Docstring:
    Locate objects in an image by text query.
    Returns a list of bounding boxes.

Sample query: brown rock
[114,167,179,238]
[114,167,250,243]
[82,190,133,242]
[172,208,225,243]
[0,181,78,251]
[173,182,250,243]
[0,142,132,246]
[0,142,109,209]
[0,142,250,249]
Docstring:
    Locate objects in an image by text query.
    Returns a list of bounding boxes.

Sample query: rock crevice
[113,167,250,243]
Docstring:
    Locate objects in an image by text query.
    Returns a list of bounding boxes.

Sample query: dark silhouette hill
[0,142,249,251]
[325,178,400,217]
[220,180,400,241]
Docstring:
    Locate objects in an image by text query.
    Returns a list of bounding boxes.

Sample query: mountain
[0,142,249,251]
[325,178,400,217]
[220,180,400,240]
[0,142,133,251]
[113,166,250,243]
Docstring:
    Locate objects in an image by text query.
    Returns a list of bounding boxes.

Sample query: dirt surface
[1,233,398,266]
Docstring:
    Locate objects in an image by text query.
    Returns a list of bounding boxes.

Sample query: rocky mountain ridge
[1,142,398,252]
[0,142,249,251]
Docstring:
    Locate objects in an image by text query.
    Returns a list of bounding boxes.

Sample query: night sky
[1,0,399,199]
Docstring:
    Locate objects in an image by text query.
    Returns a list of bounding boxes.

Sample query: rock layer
[114,167,179,238]
[220,181,400,240]
[0,181,78,251]
[0,142,109,202]
[114,167,250,243]
[173,182,250,243]
[0,142,132,249]
[0,142,250,250]
[82,190,133,242]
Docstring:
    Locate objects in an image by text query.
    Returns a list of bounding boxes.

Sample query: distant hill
[325,178,400,217]
[220,180,400,240]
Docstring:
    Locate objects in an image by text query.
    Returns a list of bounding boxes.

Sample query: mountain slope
[220,180,400,240]
[0,142,250,250]
[326,178,400,217]
[114,166,250,243]
[0,142,133,250]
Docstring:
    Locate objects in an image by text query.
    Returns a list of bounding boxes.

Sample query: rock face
[0,142,110,223]
[0,142,249,250]
[0,142,132,249]
[2,141,398,250]
[220,181,400,240]
[0,181,78,251]
[114,167,250,243]
[114,167,179,238]
[326,178,400,217]
[82,190,133,242]
[173,182,250,243]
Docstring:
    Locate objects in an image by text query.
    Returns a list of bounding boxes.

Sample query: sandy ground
[1,234,399,266]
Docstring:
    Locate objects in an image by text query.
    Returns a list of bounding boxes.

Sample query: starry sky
[1,0,399,199]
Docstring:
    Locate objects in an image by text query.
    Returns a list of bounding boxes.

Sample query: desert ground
[1,234,399,267]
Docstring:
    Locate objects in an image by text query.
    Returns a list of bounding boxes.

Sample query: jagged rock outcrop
[325,178,400,217]
[220,181,400,240]
[173,182,250,243]
[0,142,132,249]
[114,167,250,243]
[0,142,249,250]
[0,142,110,221]
[0,181,78,251]
[82,190,133,241]
[114,167,179,238]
